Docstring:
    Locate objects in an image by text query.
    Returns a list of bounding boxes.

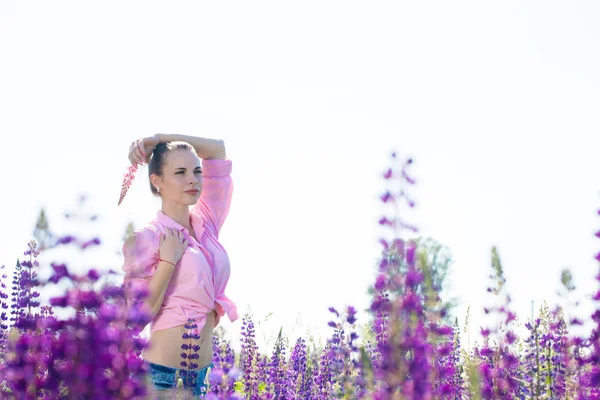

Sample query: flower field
[1,151,599,399]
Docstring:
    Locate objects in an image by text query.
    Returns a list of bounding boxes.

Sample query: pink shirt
[121,158,239,336]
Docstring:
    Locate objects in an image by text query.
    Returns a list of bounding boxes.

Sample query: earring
[156,187,160,193]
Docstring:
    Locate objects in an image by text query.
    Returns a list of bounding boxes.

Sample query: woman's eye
[195,170,202,174]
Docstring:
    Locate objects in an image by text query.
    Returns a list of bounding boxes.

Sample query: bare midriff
[142,309,217,370]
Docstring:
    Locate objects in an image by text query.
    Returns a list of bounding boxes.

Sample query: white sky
[1,1,599,353]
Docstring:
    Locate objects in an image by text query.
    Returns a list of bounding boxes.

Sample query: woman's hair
[148,141,196,197]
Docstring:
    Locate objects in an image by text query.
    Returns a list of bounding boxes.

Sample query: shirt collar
[156,210,205,240]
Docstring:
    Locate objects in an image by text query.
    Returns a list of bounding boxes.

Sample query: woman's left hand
[129,135,160,166]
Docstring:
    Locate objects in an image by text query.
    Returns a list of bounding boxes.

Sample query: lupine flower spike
[117,163,139,206]
[118,145,147,206]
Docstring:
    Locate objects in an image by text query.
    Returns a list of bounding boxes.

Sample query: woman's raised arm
[155,133,226,160]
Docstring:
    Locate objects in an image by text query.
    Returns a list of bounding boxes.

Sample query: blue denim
[148,361,214,397]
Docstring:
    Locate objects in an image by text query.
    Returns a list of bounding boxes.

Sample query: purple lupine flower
[547,307,569,398]
[8,261,24,329]
[370,290,390,372]
[253,353,269,397]
[180,317,202,389]
[3,241,152,398]
[0,265,11,356]
[56,235,77,245]
[346,306,357,325]
[206,364,245,398]
[441,318,465,399]
[49,263,70,283]
[365,154,440,398]
[212,333,236,378]
[557,267,590,398]
[266,327,287,399]
[285,337,308,398]
[521,316,544,398]
[239,314,260,399]
[380,191,393,203]
[584,209,600,397]
[475,246,521,399]
[326,305,366,397]
[80,237,101,250]
[312,342,333,399]
[374,274,386,291]
[401,167,416,185]
[13,241,42,331]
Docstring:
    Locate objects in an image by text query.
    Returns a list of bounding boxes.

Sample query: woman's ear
[150,174,160,190]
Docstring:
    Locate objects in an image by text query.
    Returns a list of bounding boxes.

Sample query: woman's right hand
[158,228,189,265]
[129,135,160,166]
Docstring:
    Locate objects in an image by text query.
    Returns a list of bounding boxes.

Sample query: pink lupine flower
[117,163,139,206]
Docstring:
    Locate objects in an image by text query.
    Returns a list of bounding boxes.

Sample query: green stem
[546,345,553,398]
[535,322,541,399]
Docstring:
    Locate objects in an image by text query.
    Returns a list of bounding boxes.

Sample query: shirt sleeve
[191,158,233,237]
[121,226,160,308]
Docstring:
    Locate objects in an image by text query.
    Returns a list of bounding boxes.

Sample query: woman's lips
[185,190,199,194]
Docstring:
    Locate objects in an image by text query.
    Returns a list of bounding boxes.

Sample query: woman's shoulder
[123,223,161,251]
[121,224,161,275]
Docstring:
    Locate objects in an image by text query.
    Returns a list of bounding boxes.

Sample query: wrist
[158,257,177,267]
[155,133,170,143]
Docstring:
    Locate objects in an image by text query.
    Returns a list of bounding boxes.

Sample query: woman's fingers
[133,139,145,164]
[164,228,188,246]
[137,140,147,160]
[128,137,155,165]
[128,140,142,165]
[128,141,136,165]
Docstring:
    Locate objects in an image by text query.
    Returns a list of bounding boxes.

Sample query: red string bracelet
[158,258,176,268]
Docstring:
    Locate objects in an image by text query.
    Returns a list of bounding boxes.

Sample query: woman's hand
[129,135,160,166]
[158,228,189,266]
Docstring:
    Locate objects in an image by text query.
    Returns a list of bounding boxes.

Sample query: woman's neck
[161,203,193,232]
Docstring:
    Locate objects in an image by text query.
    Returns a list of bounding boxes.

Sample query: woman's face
[152,149,203,205]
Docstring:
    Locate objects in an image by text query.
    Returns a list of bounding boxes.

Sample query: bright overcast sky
[1,1,599,352]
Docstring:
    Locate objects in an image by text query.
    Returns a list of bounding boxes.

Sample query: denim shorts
[147,360,214,397]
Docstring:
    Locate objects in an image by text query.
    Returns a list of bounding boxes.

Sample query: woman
[120,133,239,397]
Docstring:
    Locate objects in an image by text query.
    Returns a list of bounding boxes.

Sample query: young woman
[121,133,239,397]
